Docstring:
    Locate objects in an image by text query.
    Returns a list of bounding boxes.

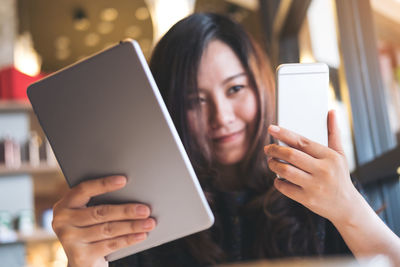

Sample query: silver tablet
[27,39,214,262]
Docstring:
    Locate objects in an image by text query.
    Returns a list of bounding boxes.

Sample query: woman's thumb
[328,109,345,155]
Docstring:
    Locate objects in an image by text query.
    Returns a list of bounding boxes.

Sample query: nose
[209,95,235,129]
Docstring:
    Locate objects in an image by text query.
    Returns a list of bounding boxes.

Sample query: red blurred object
[0,66,45,100]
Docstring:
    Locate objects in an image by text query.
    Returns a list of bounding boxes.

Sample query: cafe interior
[0,0,400,266]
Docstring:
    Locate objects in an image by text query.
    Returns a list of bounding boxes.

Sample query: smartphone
[276,63,329,148]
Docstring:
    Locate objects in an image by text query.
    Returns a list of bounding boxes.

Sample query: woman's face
[187,40,258,166]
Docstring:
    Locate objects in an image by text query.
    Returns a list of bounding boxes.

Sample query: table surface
[218,255,392,267]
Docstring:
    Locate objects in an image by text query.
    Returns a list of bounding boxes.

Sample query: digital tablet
[27,39,214,262]
[276,63,329,147]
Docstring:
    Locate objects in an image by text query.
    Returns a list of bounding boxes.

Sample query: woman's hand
[264,110,358,224]
[52,175,156,267]
[264,110,400,265]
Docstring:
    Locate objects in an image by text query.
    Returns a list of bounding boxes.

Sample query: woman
[52,13,400,267]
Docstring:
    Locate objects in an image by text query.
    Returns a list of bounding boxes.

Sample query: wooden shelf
[352,146,400,184]
[0,163,60,176]
[0,100,32,112]
[17,228,57,243]
[0,228,57,245]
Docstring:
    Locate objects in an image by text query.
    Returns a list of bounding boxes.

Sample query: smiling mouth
[212,130,245,144]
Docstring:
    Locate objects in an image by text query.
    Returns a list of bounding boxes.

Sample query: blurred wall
[0,0,17,68]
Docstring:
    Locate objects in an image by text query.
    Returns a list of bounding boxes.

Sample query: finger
[80,218,156,243]
[264,144,318,173]
[328,110,345,155]
[88,232,147,258]
[60,176,127,208]
[274,177,304,203]
[268,158,311,187]
[67,204,151,227]
[268,125,328,159]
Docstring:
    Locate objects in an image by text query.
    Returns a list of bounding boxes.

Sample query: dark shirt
[110,190,351,267]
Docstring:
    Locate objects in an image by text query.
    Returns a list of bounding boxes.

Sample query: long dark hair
[149,13,323,264]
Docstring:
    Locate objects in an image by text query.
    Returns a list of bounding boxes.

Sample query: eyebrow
[195,72,247,94]
[221,72,247,85]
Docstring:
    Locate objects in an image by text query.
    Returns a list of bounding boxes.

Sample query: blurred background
[0,0,400,266]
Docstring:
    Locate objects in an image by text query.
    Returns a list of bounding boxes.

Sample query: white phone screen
[276,63,329,147]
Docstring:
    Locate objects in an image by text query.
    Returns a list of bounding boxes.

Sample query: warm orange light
[14,32,41,76]
[145,0,195,42]
[100,8,118,22]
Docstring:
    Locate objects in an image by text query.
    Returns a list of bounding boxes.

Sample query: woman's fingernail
[269,125,280,133]
[112,176,126,185]
[143,219,154,230]
[136,205,149,216]
[134,233,147,241]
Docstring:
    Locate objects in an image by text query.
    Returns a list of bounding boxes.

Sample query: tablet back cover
[27,40,214,261]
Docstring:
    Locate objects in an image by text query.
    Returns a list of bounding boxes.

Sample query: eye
[187,96,207,109]
[227,85,245,95]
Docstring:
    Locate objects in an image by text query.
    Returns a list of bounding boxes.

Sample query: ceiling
[17,0,265,73]
[371,0,400,46]
[18,0,152,72]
